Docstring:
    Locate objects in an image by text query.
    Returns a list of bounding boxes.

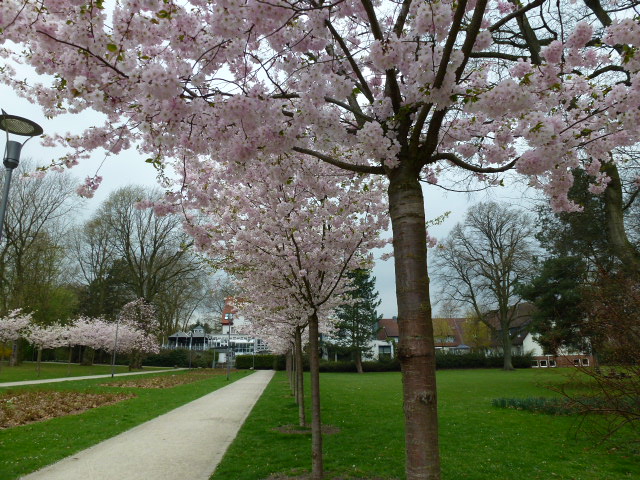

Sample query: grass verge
[0,369,250,479]
[213,369,639,480]
[0,361,171,382]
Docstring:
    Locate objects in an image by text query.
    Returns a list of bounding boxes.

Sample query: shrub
[235,354,285,370]
[143,349,217,368]
[490,396,613,416]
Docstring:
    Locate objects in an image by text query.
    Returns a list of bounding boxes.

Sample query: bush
[235,354,285,370]
[143,349,217,368]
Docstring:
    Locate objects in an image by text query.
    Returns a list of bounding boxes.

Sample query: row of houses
[164,299,592,368]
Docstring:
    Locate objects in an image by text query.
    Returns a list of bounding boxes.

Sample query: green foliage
[143,349,216,368]
[492,397,578,415]
[517,256,590,355]
[235,354,285,370]
[328,268,381,364]
[535,169,613,269]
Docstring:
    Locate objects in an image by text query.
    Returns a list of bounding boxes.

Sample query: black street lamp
[0,110,43,241]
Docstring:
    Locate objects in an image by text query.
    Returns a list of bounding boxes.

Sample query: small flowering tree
[0,309,33,367]
[117,299,160,369]
[180,154,387,476]
[24,323,69,376]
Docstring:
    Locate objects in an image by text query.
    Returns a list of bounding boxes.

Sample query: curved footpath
[19,369,275,480]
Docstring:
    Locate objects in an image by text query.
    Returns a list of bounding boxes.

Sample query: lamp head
[0,111,43,137]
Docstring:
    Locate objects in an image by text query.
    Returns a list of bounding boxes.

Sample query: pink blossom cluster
[174,154,388,342]
[1,313,159,355]
[1,1,640,216]
[0,309,33,343]
[76,175,103,198]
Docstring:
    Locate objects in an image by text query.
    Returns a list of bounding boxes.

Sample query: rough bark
[603,163,640,275]
[308,312,323,479]
[388,170,441,480]
[294,326,307,427]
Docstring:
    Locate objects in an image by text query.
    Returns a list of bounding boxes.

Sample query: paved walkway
[20,369,275,480]
[0,368,188,388]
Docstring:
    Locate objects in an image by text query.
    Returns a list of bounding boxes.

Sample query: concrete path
[20,369,275,480]
[0,368,188,388]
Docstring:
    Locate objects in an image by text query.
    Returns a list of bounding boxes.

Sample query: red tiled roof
[377,318,399,340]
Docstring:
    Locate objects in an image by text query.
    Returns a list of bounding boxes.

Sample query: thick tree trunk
[308,312,323,480]
[388,171,441,480]
[294,326,307,427]
[501,329,514,371]
[603,163,640,275]
[354,350,363,374]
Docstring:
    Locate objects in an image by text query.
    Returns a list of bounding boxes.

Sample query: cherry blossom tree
[179,155,387,476]
[117,298,160,368]
[3,1,640,478]
[24,323,69,376]
[0,309,32,367]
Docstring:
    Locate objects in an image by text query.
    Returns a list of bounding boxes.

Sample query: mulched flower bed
[0,390,135,429]
[101,371,224,389]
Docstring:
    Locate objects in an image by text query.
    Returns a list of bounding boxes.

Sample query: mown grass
[0,361,171,382]
[0,369,250,479]
[213,369,639,480]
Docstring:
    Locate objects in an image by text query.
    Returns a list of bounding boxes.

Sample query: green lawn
[0,361,171,382]
[213,369,639,480]
[0,369,250,479]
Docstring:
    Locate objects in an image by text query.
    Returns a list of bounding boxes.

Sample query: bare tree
[74,186,213,338]
[0,160,80,317]
[433,201,535,370]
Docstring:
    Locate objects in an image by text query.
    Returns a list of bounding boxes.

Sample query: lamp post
[0,110,43,242]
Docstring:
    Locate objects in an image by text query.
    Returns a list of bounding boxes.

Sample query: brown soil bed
[273,424,341,435]
[101,370,225,389]
[0,390,135,429]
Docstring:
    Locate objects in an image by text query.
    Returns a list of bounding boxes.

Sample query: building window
[224,313,233,320]
[532,360,539,368]
[581,358,589,366]
[549,360,557,367]
[574,359,581,366]
[539,360,548,367]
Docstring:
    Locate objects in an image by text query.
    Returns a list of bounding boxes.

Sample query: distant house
[484,303,594,368]
[376,316,471,354]
[165,298,269,362]
[432,317,471,354]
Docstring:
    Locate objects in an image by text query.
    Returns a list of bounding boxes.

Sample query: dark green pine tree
[517,256,590,355]
[333,268,381,373]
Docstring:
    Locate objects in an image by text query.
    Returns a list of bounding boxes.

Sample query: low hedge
[233,353,531,371]
[235,354,286,370]
[143,349,217,368]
